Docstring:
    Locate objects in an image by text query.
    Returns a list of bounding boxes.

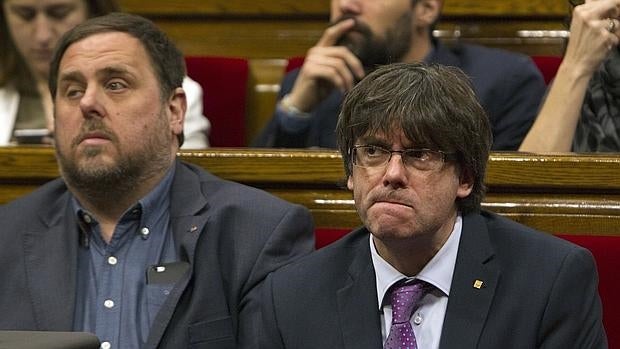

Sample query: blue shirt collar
[72,165,176,247]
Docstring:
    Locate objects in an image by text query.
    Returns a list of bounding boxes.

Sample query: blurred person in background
[0,0,211,147]
[520,0,620,152]
[253,0,546,151]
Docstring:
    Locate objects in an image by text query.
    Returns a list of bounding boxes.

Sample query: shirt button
[107,256,118,265]
[100,341,111,349]
[413,313,423,325]
[104,299,115,309]
[140,227,150,239]
[83,214,92,224]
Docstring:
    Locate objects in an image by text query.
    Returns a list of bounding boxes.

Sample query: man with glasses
[258,62,607,348]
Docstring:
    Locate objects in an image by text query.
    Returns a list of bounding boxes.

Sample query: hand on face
[564,0,620,77]
[285,18,366,113]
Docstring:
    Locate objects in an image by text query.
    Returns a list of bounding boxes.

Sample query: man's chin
[70,151,117,174]
[337,33,367,59]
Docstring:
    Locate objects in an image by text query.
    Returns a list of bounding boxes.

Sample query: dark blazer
[0,160,315,349]
[259,211,607,348]
[253,41,546,151]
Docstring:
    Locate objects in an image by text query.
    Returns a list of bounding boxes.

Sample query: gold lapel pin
[473,279,484,289]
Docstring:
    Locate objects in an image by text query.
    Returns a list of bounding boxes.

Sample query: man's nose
[338,0,362,15]
[79,87,105,119]
[382,153,409,188]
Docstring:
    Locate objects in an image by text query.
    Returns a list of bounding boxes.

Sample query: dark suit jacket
[253,41,546,151]
[0,160,315,349]
[259,211,607,348]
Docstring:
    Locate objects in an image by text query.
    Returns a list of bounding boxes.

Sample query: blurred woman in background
[520,0,620,152]
[0,0,210,147]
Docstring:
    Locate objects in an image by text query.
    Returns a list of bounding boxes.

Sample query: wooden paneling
[118,0,569,59]
[2,147,619,236]
[119,1,568,18]
[154,20,324,58]
[442,0,568,17]
[246,59,288,143]
[119,0,331,17]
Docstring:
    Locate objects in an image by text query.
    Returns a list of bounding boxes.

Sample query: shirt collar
[371,214,463,310]
[72,165,176,246]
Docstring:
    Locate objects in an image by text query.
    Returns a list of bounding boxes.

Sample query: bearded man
[253,0,546,151]
[0,13,314,349]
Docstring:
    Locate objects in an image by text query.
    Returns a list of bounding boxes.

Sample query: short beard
[335,13,413,72]
[56,113,173,205]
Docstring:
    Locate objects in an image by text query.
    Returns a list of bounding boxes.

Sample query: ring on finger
[607,18,616,33]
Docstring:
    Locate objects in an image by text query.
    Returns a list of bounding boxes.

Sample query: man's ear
[347,175,354,191]
[456,167,474,199]
[168,87,186,137]
[414,0,442,28]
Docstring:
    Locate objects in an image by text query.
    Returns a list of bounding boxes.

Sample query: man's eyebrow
[58,70,84,84]
[58,66,134,83]
[97,66,132,78]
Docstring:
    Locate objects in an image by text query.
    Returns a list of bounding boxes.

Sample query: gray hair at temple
[48,12,186,145]
[336,62,492,214]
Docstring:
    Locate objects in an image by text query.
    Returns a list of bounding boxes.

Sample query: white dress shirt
[371,214,462,349]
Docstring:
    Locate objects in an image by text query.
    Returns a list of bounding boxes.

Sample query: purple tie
[384,281,427,349]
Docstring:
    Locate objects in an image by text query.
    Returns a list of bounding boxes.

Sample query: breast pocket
[188,316,235,349]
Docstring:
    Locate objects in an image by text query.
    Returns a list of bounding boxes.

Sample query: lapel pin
[473,279,484,289]
[189,225,198,233]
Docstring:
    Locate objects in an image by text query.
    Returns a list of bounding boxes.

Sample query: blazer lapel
[145,161,210,349]
[439,213,500,349]
[23,192,78,330]
[337,235,383,349]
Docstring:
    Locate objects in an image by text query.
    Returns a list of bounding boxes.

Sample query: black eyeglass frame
[350,145,455,171]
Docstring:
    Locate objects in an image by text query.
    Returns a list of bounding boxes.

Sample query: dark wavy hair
[0,0,119,87]
[336,62,492,214]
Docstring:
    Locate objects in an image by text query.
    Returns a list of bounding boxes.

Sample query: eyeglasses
[351,145,453,171]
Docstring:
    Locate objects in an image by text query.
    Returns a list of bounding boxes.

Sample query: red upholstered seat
[558,234,620,348]
[285,56,305,73]
[315,228,349,249]
[531,55,562,85]
[316,228,619,347]
[185,56,249,147]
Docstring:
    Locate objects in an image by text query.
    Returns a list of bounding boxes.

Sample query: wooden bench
[1,147,618,345]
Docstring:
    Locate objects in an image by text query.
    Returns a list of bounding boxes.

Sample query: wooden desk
[2,147,619,236]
